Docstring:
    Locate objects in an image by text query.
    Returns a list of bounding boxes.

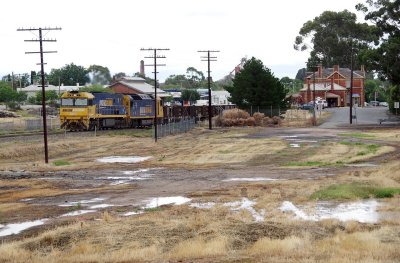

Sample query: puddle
[0,219,48,237]
[123,211,144,216]
[280,135,298,138]
[89,204,114,209]
[96,156,152,163]
[280,200,379,223]
[190,202,216,209]
[224,198,265,222]
[59,197,105,207]
[345,163,378,167]
[191,198,265,222]
[123,168,152,175]
[59,210,97,217]
[144,196,191,209]
[223,177,279,182]
[289,143,300,148]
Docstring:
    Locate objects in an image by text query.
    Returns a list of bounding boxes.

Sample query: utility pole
[18,27,61,164]
[349,43,354,125]
[198,50,219,130]
[140,48,169,142]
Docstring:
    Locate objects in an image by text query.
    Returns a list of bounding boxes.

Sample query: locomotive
[59,91,163,131]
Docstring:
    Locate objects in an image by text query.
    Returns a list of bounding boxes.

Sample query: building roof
[300,82,347,92]
[109,77,166,96]
[19,84,81,92]
[307,68,364,79]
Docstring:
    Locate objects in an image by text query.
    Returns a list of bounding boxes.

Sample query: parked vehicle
[379,102,388,107]
[315,99,328,109]
[369,101,380,106]
[300,102,315,110]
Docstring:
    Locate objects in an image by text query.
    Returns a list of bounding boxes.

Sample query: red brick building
[299,64,365,107]
[109,77,166,97]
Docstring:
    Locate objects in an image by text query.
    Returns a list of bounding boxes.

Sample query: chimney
[334,65,339,72]
[140,60,145,76]
[318,64,323,78]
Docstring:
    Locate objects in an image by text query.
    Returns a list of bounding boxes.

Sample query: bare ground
[0,126,399,262]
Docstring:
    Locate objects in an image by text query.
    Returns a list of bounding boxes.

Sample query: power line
[198,50,219,130]
[17,27,61,164]
[140,48,169,142]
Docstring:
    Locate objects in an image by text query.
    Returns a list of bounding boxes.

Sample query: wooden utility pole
[198,50,219,130]
[17,27,61,163]
[140,48,169,142]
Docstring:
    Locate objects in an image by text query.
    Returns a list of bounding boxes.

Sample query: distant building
[299,64,365,107]
[108,77,167,98]
[18,84,81,98]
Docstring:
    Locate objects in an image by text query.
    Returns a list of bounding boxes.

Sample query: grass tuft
[311,183,400,200]
[52,160,71,166]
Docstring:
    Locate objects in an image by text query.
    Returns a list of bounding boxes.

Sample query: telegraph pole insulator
[18,27,61,164]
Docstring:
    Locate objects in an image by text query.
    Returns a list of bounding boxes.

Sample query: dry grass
[0,127,399,262]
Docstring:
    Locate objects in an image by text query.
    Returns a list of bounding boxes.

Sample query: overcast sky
[0,0,363,83]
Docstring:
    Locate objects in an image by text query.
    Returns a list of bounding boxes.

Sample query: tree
[164,74,189,88]
[356,0,400,113]
[48,63,89,86]
[295,68,306,81]
[0,81,27,109]
[79,84,112,93]
[87,65,111,85]
[294,10,380,68]
[181,89,200,103]
[225,57,287,108]
[29,90,59,105]
[186,67,205,88]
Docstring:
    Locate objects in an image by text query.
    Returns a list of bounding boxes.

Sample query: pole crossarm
[198,50,220,130]
[140,47,169,142]
[17,26,61,164]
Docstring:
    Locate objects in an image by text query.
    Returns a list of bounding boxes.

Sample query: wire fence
[0,118,60,133]
[241,105,285,117]
[154,118,196,138]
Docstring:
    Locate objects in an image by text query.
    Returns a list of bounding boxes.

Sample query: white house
[18,84,82,98]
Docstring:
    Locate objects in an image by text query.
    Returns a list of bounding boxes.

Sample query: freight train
[60,91,163,131]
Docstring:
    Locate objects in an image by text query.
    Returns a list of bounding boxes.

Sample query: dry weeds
[0,127,399,262]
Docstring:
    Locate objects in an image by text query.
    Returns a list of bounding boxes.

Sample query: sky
[0,0,364,83]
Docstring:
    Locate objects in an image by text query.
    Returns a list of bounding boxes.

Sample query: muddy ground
[1,126,399,244]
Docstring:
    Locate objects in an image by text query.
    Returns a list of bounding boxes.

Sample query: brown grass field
[0,125,399,263]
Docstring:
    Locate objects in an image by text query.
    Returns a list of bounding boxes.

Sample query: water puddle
[123,211,144,217]
[0,219,48,237]
[289,143,300,148]
[59,210,96,217]
[280,135,298,138]
[59,197,106,207]
[280,200,379,223]
[89,204,114,209]
[96,156,152,163]
[345,163,379,167]
[191,198,265,222]
[144,196,191,209]
[223,177,279,182]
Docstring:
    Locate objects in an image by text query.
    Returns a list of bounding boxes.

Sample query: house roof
[307,68,364,79]
[109,77,166,95]
[300,83,347,92]
[20,84,80,92]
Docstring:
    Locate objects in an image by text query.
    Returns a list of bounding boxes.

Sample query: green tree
[30,90,59,105]
[48,63,89,86]
[294,10,380,68]
[225,57,287,108]
[364,79,388,102]
[181,89,200,103]
[87,65,111,85]
[79,84,112,93]
[165,74,189,88]
[0,81,27,109]
[356,0,400,113]
[186,67,205,88]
